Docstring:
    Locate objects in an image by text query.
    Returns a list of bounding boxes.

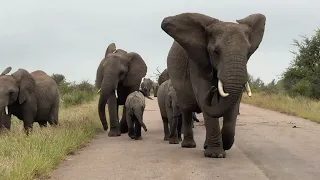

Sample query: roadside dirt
[50,98,320,180]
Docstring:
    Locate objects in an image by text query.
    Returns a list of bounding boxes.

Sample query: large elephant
[161,13,266,158]
[158,68,200,125]
[140,78,153,96]
[157,79,182,144]
[95,43,147,137]
[125,90,152,140]
[0,67,60,134]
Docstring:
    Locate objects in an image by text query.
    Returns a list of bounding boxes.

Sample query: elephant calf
[125,90,152,140]
[157,79,182,144]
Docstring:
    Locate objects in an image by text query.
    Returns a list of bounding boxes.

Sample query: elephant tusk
[115,89,118,98]
[112,50,117,53]
[218,80,229,97]
[97,88,101,94]
[5,106,8,115]
[245,82,252,97]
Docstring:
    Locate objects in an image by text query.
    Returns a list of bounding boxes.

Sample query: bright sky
[1,0,319,84]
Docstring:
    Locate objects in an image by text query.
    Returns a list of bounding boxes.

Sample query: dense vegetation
[242,28,320,123]
[51,73,96,107]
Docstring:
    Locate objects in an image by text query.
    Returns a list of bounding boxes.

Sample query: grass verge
[0,97,123,180]
[241,92,320,123]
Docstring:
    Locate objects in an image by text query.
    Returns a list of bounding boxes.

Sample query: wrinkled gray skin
[161,13,266,158]
[157,79,183,144]
[140,78,153,96]
[158,68,199,126]
[0,67,60,134]
[96,43,147,137]
[152,82,159,97]
[125,90,152,140]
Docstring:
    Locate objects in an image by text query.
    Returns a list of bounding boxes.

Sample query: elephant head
[95,43,147,130]
[0,67,36,126]
[161,13,266,118]
[158,68,169,86]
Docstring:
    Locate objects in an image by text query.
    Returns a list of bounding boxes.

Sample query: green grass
[242,92,320,123]
[0,97,123,180]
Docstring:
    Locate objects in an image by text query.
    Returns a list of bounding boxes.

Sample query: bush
[50,74,97,107]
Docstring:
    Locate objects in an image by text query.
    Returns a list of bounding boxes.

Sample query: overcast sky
[1,0,319,84]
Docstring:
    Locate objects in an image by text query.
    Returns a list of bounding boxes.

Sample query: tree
[282,28,320,99]
[51,73,65,85]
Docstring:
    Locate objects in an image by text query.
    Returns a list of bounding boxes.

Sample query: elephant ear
[123,52,147,87]
[161,13,220,68]
[1,67,12,75]
[11,69,36,104]
[105,43,117,57]
[236,13,266,59]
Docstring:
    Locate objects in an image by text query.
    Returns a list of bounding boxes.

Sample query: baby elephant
[125,90,152,140]
[157,79,182,144]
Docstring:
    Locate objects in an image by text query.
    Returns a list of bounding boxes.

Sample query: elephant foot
[204,147,226,158]
[222,131,235,150]
[135,136,142,140]
[108,128,121,137]
[169,137,179,144]
[181,138,196,148]
[164,136,169,141]
[119,119,128,134]
[203,140,208,149]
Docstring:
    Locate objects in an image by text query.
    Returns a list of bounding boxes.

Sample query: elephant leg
[221,99,239,150]
[126,111,135,139]
[134,117,142,140]
[162,117,170,141]
[23,114,34,136]
[49,104,59,126]
[107,95,121,137]
[181,110,196,148]
[177,115,182,142]
[119,105,128,133]
[203,113,226,158]
[168,117,179,144]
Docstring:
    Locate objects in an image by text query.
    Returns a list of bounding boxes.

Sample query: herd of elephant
[0,12,266,159]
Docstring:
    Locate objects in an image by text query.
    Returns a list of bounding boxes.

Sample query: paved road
[51,98,320,180]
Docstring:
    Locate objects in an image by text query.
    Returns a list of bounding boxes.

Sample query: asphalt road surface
[50,98,320,180]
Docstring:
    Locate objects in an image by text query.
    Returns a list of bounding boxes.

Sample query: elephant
[158,68,169,86]
[161,12,266,158]
[95,43,148,137]
[158,68,200,126]
[125,90,152,140]
[157,79,183,144]
[152,82,159,97]
[0,67,60,134]
[140,78,153,96]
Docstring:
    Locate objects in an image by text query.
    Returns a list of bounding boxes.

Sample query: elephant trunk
[202,56,247,118]
[98,74,118,131]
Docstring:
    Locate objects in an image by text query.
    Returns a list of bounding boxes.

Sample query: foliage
[52,76,96,107]
[281,28,320,99]
[51,74,66,85]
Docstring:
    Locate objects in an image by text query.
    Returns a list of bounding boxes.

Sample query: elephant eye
[8,91,14,97]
